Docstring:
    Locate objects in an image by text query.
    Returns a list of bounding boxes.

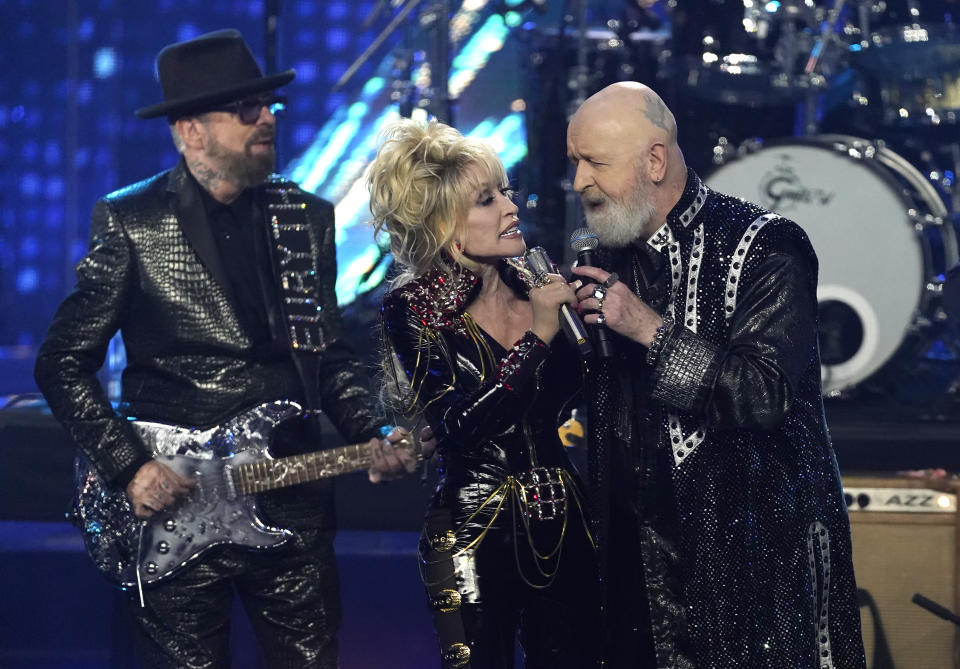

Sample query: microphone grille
[569,227,599,252]
[525,246,553,275]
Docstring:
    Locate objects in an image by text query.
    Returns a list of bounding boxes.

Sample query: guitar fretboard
[233,442,374,495]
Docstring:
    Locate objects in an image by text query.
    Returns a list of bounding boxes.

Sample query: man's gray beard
[584,190,658,248]
[206,135,275,190]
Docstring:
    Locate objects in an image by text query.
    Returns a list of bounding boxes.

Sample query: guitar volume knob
[145,562,158,575]
[157,541,169,554]
[164,519,176,531]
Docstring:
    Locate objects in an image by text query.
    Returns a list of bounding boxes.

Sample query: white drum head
[707,140,926,394]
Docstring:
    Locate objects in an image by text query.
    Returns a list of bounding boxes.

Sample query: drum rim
[861,21,960,46]
[712,134,949,221]
[852,23,960,77]
[706,135,954,396]
[679,55,826,106]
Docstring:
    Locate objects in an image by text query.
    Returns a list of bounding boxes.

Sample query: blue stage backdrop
[0,0,390,349]
[0,0,542,394]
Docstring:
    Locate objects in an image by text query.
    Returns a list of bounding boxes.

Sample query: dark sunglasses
[207,95,287,124]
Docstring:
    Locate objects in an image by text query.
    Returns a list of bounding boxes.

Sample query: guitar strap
[256,176,326,420]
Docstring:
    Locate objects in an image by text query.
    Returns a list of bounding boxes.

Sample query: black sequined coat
[591,170,865,668]
[34,160,384,527]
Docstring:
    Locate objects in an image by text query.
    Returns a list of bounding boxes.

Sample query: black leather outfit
[34,160,385,668]
[380,263,597,669]
[587,170,866,668]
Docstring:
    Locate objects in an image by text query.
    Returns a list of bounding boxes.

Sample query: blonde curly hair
[367,118,508,284]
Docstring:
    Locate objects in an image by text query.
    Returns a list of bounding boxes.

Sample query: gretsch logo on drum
[759,159,835,212]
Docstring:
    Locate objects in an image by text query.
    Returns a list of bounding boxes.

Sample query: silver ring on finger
[593,285,607,312]
[533,272,551,288]
[602,272,619,289]
[597,313,606,325]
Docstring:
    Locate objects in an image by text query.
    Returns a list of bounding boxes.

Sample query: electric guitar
[73,400,378,588]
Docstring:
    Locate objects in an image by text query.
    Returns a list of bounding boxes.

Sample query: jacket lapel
[167,159,237,306]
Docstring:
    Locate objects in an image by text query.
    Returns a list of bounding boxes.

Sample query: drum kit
[673,0,960,404]
[563,0,960,406]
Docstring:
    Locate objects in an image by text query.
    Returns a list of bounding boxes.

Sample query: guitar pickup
[223,465,237,501]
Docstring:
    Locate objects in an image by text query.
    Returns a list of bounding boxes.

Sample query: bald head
[580,82,677,146]
[566,83,686,244]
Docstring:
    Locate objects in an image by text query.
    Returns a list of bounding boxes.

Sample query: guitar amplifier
[844,475,960,669]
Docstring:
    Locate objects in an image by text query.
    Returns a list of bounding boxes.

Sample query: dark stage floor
[0,524,438,669]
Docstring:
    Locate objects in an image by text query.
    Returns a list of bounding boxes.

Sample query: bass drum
[706,135,957,396]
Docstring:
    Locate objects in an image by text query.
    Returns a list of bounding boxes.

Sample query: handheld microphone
[525,246,593,357]
[569,227,615,359]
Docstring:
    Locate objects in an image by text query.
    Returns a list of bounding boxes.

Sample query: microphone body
[569,228,615,359]
[525,247,593,357]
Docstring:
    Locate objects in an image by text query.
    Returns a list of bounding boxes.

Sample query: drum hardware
[706,134,958,397]
[679,0,853,109]
[847,0,960,129]
[798,0,855,134]
[949,142,960,213]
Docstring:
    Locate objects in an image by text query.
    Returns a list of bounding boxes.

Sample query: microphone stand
[913,593,960,628]
[420,0,452,124]
[331,0,451,126]
[333,0,424,92]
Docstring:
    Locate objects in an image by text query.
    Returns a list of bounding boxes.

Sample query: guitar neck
[232,442,374,495]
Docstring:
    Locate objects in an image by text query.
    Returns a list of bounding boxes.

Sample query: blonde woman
[369,119,597,668]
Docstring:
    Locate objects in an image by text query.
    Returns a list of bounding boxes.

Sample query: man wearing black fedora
[35,28,415,668]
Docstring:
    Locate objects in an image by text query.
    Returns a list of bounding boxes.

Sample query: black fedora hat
[135,29,295,120]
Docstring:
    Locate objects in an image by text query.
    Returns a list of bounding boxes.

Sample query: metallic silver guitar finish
[73,400,372,588]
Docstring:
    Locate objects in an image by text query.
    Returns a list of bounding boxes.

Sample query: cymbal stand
[854,0,872,42]
[800,0,848,135]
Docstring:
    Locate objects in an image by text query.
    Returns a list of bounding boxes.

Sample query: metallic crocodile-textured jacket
[590,169,866,668]
[34,159,384,527]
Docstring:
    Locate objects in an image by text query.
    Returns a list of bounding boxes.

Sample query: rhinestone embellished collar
[647,169,709,253]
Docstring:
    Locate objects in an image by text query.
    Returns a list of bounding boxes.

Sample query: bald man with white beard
[567,83,866,669]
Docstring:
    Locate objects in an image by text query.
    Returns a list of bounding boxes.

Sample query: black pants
[421,502,598,669]
[128,527,340,669]
[602,507,659,668]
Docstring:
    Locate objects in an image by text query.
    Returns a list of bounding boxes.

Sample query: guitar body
[74,401,302,588]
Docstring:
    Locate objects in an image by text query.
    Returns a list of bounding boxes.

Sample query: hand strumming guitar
[126,460,195,519]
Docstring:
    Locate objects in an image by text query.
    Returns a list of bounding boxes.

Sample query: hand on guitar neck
[368,425,437,483]
[367,424,438,483]
[126,460,196,519]
[125,422,437,514]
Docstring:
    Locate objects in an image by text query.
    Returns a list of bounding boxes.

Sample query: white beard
[583,188,658,248]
